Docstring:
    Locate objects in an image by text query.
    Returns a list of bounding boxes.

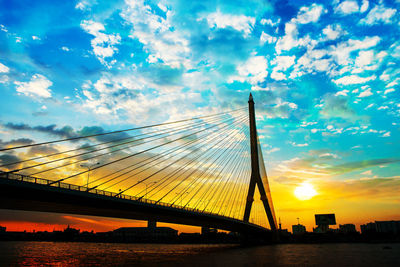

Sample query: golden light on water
[294,182,317,201]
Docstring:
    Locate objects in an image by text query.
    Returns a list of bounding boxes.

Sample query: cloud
[229,56,268,84]
[0,138,34,149]
[80,20,121,67]
[384,88,395,94]
[294,3,325,24]
[3,122,132,144]
[260,32,276,44]
[0,62,9,73]
[14,74,52,98]
[272,56,296,71]
[358,88,373,97]
[205,11,255,37]
[270,70,286,81]
[4,123,77,139]
[329,158,399,174]
[360,4,397,25]
[330,36,380,65]
[121,0,191,69]
[335,1,359,15]
[360,0,369,13]
[290,142,308,147]
[322,24,344,40]
[275,4,325,54]
[333,74,376,85]
[0,154,22,169]
[355,50,374,67]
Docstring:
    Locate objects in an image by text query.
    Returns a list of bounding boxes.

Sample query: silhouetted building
[339,224,357,234]
[360,222,377,234]
[292,224,306,235]
[361,221,400,234]
[0,226,6,233]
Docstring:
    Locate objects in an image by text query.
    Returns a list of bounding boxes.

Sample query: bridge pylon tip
[249,93,253,102]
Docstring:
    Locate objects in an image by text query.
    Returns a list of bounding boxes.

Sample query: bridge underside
[0,178,271,237]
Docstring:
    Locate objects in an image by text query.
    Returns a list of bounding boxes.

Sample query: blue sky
[0,0,400,229]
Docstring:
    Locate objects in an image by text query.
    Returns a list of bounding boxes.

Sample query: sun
[294,182,317,200]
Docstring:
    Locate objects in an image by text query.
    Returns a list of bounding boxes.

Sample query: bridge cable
[0,108,246,152]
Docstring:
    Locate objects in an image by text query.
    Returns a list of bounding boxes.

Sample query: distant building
[339,224,357,234]
[376,221,400,234]
[361,221,400,234]
[0,226,6,233]
[360,222,377,234]
[292,224,306,235]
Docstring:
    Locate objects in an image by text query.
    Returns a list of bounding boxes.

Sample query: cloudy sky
[0,0,399,232]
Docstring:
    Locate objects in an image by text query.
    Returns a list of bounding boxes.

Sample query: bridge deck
[0,172,270,235]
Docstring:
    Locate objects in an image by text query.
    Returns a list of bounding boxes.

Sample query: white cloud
[334,74,376,85]
[330,36,380,65]
[290,142,308,147]
[266,147,280,154]
[386,79,398,88]
[358,88,373,97]
[14,74,52,98]
[275,22,298,53]
[230,56,268,84]
[319,153,339,159]
[260,18,280,27]
[294,4,325,24]
[335,1,359,15]
[205,11,255,36]
[0,62,9,73]
[361,170,372,175]
[384,88,395,94]
[382,131,391,137]
[260,32,276,44]
[360,4,396,25]
[121,0,191,69]
[270,70,286,81]
[75,0,95,10]
[322,24,344,40]
[80,20,121,67]
[80,73,211,124]
[61,46,70,52]
[360,0,369,13]
[32,36,40,40]
[355,50,374,67]
[365,103,374,109]
[272,55,296,71]
[275,4,325,54]
[336,89,349,96]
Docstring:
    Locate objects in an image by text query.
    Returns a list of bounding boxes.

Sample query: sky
[0,0,400,233]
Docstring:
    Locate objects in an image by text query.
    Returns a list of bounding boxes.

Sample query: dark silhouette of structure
[0,94,277,241]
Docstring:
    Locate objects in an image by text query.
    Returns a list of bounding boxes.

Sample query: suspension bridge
[0,94,277,238]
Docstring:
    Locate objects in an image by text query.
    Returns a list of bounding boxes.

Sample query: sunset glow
[294,183,318,201]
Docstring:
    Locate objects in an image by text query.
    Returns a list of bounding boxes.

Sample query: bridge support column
[243,93,277,231]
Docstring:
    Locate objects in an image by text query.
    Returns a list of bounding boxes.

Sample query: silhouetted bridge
[0,94,277,238]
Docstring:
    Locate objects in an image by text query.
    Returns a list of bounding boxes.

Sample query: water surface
[0,241,399,266]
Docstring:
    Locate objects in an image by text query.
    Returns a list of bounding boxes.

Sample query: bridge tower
[243,93,277,231]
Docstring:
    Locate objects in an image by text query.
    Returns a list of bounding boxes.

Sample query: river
[0,241,399,266]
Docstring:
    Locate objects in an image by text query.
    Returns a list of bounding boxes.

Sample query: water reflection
[1,242,399,266]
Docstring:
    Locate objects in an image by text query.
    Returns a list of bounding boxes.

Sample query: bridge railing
[0,171,256,226]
